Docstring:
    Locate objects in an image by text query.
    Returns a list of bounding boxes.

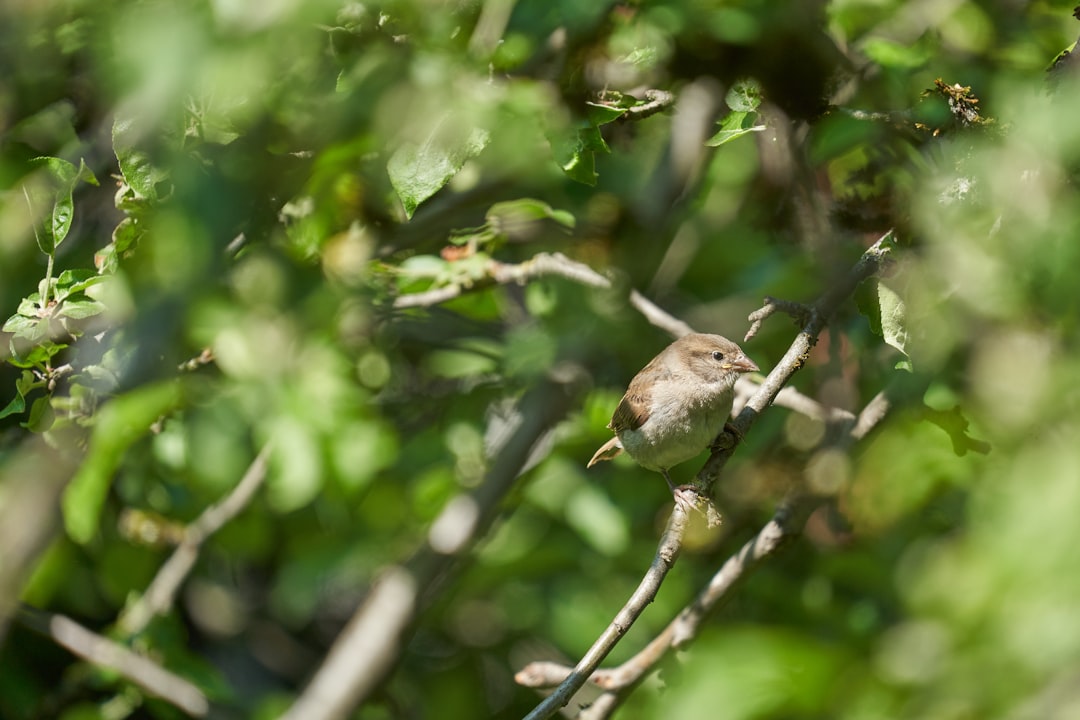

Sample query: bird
[588,333,759,505]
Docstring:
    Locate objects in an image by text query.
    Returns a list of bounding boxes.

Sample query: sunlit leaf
[585,102,626,126]
[112,114,169,200]
[725,78,762,112]
[56,298,107,320]
[26,157,98,254]
[705,110,766,146]
[878,281,908,357]
[388,119,490,219]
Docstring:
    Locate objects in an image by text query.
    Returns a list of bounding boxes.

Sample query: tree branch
[394,252,695,338]
[518,381,896,718]
[521,501,695,720]
[396,251,859,426]
[117,442,272,636]
[701,230,895,488]
[520,230,896,719]
[18,606,209,717]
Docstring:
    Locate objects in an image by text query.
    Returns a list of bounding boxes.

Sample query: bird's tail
[587,437,623,467]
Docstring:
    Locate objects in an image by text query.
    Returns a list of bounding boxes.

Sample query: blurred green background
[2,0,1080,718]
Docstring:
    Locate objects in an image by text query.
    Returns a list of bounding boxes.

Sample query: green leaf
[857,278,909,361]
[8,341,66,369]
[549,128,600,186]
[56,268,101,290]
[62,381,183,544]
[620,46,659,69]
[111,216,142,253]
[586,102,626,126]
[267,419,324,512]
[56,298,107,320]
[112,115,168,200]
[0,393,26,419]
[562,150,597,185]
[31,156,78,185]
[577,124,610,154]
[16,295,42,318]
[503,325,557,379]
[448,229,495,247]
[0,371,35,419]
[705,110,767,146]
[387,119,491,219]
[485,198,576,242]
[878,281,908,357]
[50,194,74,251]
[54,271,106,304]
[25,395,54,432]
[725,78,763,113]
[27,157,98,254]
[3,314,48,342]
[3,313,39,334]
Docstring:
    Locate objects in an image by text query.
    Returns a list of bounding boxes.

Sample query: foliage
[2,0,1080,719]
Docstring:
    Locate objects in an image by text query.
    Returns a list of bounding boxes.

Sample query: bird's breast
[617,383,732,471]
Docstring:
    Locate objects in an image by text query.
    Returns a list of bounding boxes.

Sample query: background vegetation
[2,0,1080,718]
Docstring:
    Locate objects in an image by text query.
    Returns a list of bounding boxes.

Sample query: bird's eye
[712,350,724,361]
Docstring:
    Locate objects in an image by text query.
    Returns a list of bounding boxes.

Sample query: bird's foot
[672,485,723,527]
[672,484,701,514]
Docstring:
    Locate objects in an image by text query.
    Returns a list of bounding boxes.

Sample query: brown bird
[588,333,759,502]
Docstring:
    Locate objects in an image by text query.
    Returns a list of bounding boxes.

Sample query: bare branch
[516,497,820,717]
[520,383,897,717]
[620,89,676,121]
[394,252,695,339]
[520,230,896,719]
[18,606,209,717]
[769,382,857,425]
[522,503,695,720]
[852,390,891,440]
[702,230,895,487]
[117,442,272,636]
[278,566,417,720]
[395,250,857,429]
[744,295,813,341]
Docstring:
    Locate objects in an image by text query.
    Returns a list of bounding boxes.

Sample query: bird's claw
[672,485,723,527]
[672,485,701,514]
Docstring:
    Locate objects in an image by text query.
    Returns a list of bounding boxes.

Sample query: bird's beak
[724,354,759,374]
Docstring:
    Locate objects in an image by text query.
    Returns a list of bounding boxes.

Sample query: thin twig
[117,442,272,636]
[852,390,890,440]
[744,295,813,341]
[769,383,857,425]
[396,251,868,428]
[19,606,209,717]
[521,230,896,720]
[394,252,695,339]
[519,385,896,718]
[703,231,895,487]
[621,89,676,121]
[520,504,695,720]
